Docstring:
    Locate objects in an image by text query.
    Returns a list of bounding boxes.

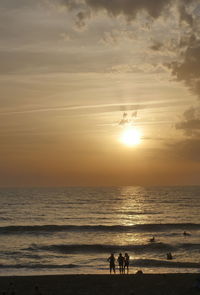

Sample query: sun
[120,127,142,146]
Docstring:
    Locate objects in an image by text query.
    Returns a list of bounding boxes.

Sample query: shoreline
[0,273,199,295]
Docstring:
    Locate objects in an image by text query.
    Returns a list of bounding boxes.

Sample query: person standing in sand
[117,253,125,274]
[124,252,130,274]
[107,253,116,274]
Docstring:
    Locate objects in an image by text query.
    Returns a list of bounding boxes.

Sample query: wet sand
[0,273,200,295]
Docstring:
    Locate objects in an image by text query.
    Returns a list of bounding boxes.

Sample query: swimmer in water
[167,252,173,260]
[183,231,191,236]
[149,236,155,243]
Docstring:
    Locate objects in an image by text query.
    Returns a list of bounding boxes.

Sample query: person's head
[119,253,122,256]
[125,252,128,257]
[111,253,114,257]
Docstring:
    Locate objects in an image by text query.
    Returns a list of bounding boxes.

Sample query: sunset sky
[0,0,200,187]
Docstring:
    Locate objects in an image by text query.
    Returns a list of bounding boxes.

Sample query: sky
[0,0,200,187]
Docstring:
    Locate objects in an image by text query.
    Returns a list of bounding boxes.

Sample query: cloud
[60,0,83,10]
[178,3,194,26]
[74,10,91,30]
[150,41,163,51]
[119,111,138,126]
[59,0,174,26]
[166,1,200,99]
[60,0,199,27]
[101,29,137,46]
[84,0,172,20]
[176,107,200,136]
[170,39,200,98]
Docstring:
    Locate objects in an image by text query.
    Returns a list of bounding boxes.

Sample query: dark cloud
[75,10,91,29]
[176,107,200,136]
[60,0,200,26]
[170,41,200,98]
[84,0,172,20]
[167,1,200,99]
[179,34,198,50]
[178,3,194,26]
[60,0,174,25]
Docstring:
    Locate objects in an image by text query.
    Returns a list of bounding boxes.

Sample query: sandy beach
[0,273,200,295]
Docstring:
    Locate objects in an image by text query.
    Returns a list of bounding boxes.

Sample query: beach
[0,274,200,295]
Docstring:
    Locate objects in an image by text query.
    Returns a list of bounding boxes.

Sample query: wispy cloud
[118,111,138,126]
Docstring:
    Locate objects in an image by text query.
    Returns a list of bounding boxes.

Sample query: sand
[0,273,200,295]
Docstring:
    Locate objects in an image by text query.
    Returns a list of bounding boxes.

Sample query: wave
[0,223,200,235]
[0,263,79,269]
[0,260,199,270]
[133,259,200,269]
[25,242,176,254]
[25,241,200,254]
[179,243,200,250]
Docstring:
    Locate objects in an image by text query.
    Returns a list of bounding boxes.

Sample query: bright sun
[120,127,142,146]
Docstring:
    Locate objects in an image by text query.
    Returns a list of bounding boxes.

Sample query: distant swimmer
[183,231,191,236]
[107,253,116,274]
[149,236,155,243]
[167,252,173,260]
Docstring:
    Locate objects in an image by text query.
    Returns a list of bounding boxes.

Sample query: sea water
[0,186,200,275]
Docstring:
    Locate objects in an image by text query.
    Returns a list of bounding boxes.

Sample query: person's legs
[113,265,115,274]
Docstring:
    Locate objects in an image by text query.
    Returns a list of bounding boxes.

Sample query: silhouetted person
[149,236,155,243]
[167,252,173,260]
[117,253,124,274]
[183,231,191,236]
[107,253,116,274]
[124,252,130,274]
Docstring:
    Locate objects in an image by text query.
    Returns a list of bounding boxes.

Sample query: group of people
[107,252,130,274]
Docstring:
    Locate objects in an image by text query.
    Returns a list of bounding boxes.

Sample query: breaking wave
[0,223,199,235]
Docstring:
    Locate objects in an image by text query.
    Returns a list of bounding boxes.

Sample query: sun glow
[120,127,142,146]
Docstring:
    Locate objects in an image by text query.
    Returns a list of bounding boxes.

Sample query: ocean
[0,186,200,276]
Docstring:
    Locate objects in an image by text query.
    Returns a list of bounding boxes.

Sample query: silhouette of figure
[117,253,124,274]
[149,236,155,242]
[124,252,130,274]
[183,231,191,236]
[167,252,173,260]
[107,253,116,274]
